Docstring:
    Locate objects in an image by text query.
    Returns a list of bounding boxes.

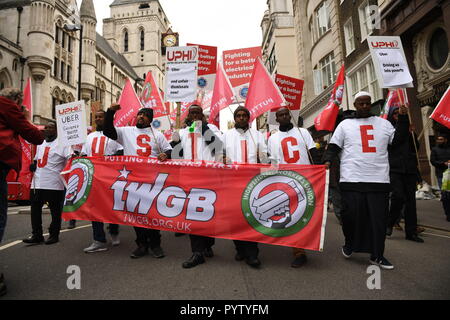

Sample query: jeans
[0,165,10,243]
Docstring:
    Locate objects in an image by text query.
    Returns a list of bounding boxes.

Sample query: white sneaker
[84,241,108,253]
[111,234,120,246]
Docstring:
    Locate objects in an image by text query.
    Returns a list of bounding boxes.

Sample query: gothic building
[0,0,171,125]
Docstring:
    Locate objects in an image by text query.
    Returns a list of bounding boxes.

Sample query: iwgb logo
[241,170,315,237]
[167,47,198,62]
[64,158,94,212]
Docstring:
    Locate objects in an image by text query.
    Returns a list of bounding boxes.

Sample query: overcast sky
[77,0,268,57]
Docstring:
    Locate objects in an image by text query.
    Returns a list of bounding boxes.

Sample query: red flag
[209,62,234,128]
[140,71,167,118]
[430,86,450,129]
[114,78,142,127]
[380,88,409,119]
[314,65,345,131]
[22,78,33,120]
[245,57,285,123]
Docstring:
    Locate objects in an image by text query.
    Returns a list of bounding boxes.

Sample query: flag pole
[397,88,421,176]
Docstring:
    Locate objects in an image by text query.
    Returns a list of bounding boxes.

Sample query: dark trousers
[30,189,65,238]
[92,222,119,243]
[133,227,161,249]
[0,165,10,243]
[233,240,259,259]
[341,191,389,259]
[189,235,215,253]
[388,173,418,236]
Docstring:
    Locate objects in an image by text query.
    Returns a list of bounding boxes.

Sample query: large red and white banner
[223,46,261,102]
[430,85,450,129]
[62,157,328,251]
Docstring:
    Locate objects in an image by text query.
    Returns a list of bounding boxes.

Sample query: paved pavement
[1,199,449,301]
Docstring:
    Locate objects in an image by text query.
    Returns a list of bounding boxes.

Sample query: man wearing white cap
[324,91,409,270]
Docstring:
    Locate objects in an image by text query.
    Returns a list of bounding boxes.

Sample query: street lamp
[64,23,83,101]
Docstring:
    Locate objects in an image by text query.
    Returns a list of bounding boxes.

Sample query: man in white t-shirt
[104,104,172,259]
[23,121,71,245]
[324,91,409,270]
[81,110,123,253]
[267,107,318,268]
[171,104,223,268]
[223,106,267,268]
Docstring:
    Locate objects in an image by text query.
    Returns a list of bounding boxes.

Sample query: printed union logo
[64,158,94,212]
[153,119,161,128]
[240,87,249,99]
[241,170,315,237]
[198,77,207,88]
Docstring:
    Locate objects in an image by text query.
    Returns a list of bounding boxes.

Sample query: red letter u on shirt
[360,125,377,153]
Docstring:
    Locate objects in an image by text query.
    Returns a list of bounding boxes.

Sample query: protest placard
[55,100,87,147]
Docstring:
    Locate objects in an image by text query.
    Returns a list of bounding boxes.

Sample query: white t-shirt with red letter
[268,128,315,165]
[81,131,123,156]
[176,123,223,162]
[115,126,172,157]
[330,116,395,183]
[32,139,72,190]
[223,128,267,164]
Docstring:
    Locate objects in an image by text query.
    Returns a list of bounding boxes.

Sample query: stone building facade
[0,0,171,125]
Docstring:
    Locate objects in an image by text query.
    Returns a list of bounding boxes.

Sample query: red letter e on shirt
[360,125,376,153]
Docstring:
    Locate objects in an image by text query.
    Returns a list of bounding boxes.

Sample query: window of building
[61,32,66,48]
[140,29,145,51]
[344,18,355,56]
[60,61,65,80]
[268,46,277,74]
[315,1,331,39]
[313,52,336,95]
[428,27,449,70]
[349,61,381,104]
[68,36,72,53]
[67,65,71,84]
[139,3,150,9]
[54,58,59,77]
[12,59,18,71]
[124,31,129,52]
[359,0,373,41]
[55,25,60,43]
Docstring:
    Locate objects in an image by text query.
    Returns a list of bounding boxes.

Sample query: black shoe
[22,236,44,245]
[182,253,205,268]
[291,254,307,268]
[235,252,245,261]
[386,226,393,237]
[203,247,214,258]
[45,236,59,245]
[370,256,394,270]
[175,232,186,237]
[151,246,165,258]
[130,245,148,259]
[0,273,6,297]
[406,234,424,243]
[67,220,76,229]
[245,257,261,268]
[341,246,353,258]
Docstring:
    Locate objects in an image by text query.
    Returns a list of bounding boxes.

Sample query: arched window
[140,29,145,51]
[124,31,129,52]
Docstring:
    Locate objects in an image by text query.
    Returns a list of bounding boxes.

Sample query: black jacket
[430,144,450,179]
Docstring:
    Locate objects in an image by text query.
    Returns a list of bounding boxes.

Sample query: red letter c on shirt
[281,137,300,163]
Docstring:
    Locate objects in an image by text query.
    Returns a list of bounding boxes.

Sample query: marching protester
[81,110,124,253]
[0,87,45,297]
[267,107,318,268]
[23,121,71,245]
[386,106,424,242]
[430,134,450,222]
[324,91,410,270]
[222,106,267,268]
[171,104,223,268]
[104,104,172,259]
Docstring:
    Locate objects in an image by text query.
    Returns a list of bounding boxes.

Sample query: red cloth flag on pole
[114,78,142,127]
[140,71,168,118]
[209,62,234,128]
[245,57,285,123]
[430,85,450,129]
[380,88,409,119]
[314,65,345,131]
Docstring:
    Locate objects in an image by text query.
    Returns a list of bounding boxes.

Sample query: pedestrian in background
[386,106,424,242]
[430,134,450,222]
[0,87,44,296]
